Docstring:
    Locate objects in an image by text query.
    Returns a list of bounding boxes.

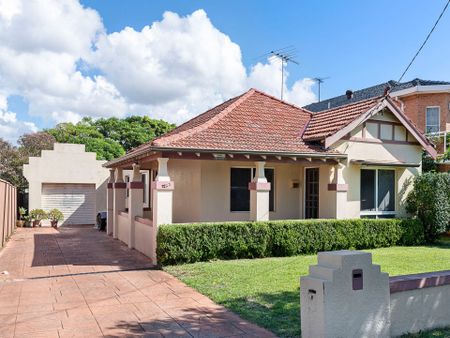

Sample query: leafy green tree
[46,121,125,160]
[93,116,175,151]
[0,138,25,188]
[406,172,450,242]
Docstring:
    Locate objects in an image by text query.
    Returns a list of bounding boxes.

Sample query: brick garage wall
[400,93,450,133]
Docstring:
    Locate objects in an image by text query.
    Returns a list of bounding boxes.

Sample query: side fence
[0,179,17,248]
[301,250,450,338]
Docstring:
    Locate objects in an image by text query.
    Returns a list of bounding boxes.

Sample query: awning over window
[350,159,420,168]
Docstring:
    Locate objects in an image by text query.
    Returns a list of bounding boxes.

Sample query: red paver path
[0,226,276,338]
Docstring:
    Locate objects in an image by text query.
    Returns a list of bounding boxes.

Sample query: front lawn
[165,238,450,338]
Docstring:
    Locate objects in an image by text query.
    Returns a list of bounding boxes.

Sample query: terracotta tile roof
[303,97,382,140]
[151,88,336,154]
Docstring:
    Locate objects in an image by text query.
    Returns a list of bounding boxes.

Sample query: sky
[0,0,450,143]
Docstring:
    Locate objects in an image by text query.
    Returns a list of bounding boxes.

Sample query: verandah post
[249,161,271,221]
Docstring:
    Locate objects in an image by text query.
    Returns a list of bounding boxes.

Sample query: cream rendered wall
[23,143,109,215]
[334,137,422,218]
[168,159,201,223]
[167,159,303,223]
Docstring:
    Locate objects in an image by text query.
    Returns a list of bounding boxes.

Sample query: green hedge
[157,219,424,265]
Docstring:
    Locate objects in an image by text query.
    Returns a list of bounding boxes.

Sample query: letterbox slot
[308,289,316,294]
[352,269,363,290]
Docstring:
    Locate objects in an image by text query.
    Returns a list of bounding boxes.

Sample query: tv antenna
[257,46,299,100]
[313,77,330,102]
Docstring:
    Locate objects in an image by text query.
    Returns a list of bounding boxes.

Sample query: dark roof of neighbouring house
[304,78,450,113]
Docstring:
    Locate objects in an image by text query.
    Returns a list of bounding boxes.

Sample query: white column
[113,167,126,239]
[128,163,143,249]
[151,158,174,263]
[106,169,115,235]
[328,163,348,219]
[249,161,271,221]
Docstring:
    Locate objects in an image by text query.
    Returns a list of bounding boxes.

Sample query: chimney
[345,90,353,99]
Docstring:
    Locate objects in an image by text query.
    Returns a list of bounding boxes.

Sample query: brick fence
[0,179,16,248]
[301,250,450,337]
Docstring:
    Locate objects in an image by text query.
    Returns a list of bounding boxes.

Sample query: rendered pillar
[106,169,115,235]
[328,163,348,219]
[249,161,271,221]
[113,168,126,239]
[300,251,390,338]
[128,163,143,249]
[151,158,174,263]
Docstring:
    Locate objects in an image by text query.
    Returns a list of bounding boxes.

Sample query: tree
[18,132,55,158]
[0,138,27,189]
[406,172,450,242]
[46,116,175,160]
[46,121,125,160]
[93,116,175,152]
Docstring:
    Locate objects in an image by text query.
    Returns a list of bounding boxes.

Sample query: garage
[42,183,96,225]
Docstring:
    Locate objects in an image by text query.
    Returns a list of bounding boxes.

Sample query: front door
[305,168,319,219]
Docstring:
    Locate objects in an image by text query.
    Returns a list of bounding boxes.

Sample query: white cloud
[0,1,317,140]
[0,99,37,143]
[247,57,316,107]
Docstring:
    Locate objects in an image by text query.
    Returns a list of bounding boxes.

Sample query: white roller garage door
[41,183,96,225]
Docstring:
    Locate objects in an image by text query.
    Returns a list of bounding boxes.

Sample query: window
[230,168,274,212]
[360,169,395,218]
[426,107,440,133]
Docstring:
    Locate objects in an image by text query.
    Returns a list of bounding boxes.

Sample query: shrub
[406,172,450,242]
[47,209,64,222]
[29,209,47,221]
[157,218,424,265]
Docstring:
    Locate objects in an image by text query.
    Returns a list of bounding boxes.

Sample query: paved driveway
[0,226,275,337]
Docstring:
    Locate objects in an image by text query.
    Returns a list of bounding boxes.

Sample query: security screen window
[230,167,274,212]
[360,169,395,218]
[425,107,440,133]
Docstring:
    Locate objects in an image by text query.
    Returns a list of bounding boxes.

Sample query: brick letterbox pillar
[300,250,390,338]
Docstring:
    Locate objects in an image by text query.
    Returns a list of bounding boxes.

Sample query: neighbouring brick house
[104,88,436,263]
[305,78,450,154]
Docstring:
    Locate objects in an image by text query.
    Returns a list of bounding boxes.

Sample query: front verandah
[106,152,345,263]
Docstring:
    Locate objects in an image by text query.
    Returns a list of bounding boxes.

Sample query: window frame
[425,106,440,134]
[360,168,396,218]
[229,166,275,213]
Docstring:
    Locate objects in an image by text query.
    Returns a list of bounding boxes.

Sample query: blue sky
[1,0,450,142]
[83,0,450,99]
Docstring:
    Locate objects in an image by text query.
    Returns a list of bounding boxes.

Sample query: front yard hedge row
[156,218,424,265]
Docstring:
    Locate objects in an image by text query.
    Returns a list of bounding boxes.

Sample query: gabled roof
[147,88,338,155]
[303,97,381,140]
[105,88,436,167]
[303,94,437,158]
[304,78,450,113]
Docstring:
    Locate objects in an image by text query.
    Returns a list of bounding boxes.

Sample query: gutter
[104,146,347,168]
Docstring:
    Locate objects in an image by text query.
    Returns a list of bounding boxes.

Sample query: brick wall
[399,93,450,133]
